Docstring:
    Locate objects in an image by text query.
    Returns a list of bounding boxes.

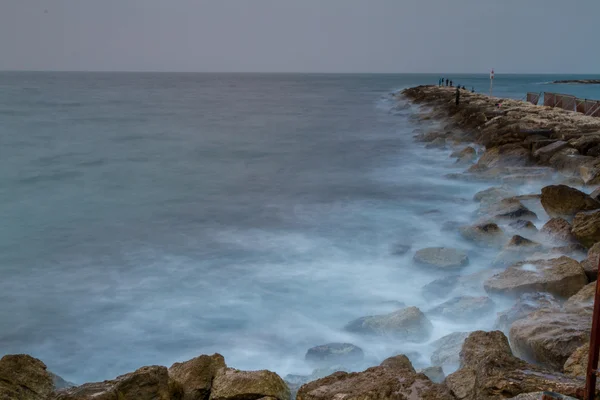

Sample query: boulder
[210,369,290,400]
[509,308,591,371]
[548,152,594,175]
[425,137,447,149]
[470,144,531,170]
[540,218,577,244]
[478,198,538,221]
[540,185,600,219]
[430,332,470,368]
[459,222,505,247]
[507,235,541,248]
[422,275,459,301]
[169,354,226,400]
[378,354,415,372]
[588,145,600,157]
[450,146,476,159]
[296,356,455,400]
[413,247,469,269]
[572,209,600,247]
[563,281,596,311]
[509,219,538,232]
[54,366,172,400]
[579,164,600,185]
[484,256,588,299]
[493,235,543,267]
[0,354,53,400]
[304,343,364,367]
[580,242,600,281]
[473,186,517,203]
[569,135,600,155]
[428,296,495,322]
[420,366,445,384]
[445,331,591,400]
[509,393,578,400]
[344,306,433,342]
[563,342,589,378]
[591,187,600,201]
[494,292,560,333]
[533,140,569,163]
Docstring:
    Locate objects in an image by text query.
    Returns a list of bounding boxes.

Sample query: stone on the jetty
[296,355,455,400]
[494,292,560,333]
[548,152,594,174]
[169,353,226,400]
[379,354,415,371]
[563,281,596,311]
[473,186,516,202]
[470,143,531,170]
[509,393,578,400]
[421,275,459,301]
[459,222,504,247]
[450,146,476,159]
[492,236,544,268]
[540,185,600,219]
[420,366,445,384]
[563,342,589,378]
[55,366,172,400]
[344,306,433,342]
[445,331,589,400]
[430,332,470,368]
[579,242,600,281]
[425,137,447,149]
[572,209,600,247]
[590,187,600,201]
[533,140,570,163]
[210,369,290,400]
[305,343,364,366]
[507,235,541,248]
[509,308,591,371]
[579,163,600,185]
[569,134,600,155]
[509,219,538,232]
[428,296,494,321]
[0,354,53,400]
[483,256,588,299]
[479,198,538,221]
[415,130,445,143]
[540,217,577,244]
[413,247,469,269]
[587,145,600,157]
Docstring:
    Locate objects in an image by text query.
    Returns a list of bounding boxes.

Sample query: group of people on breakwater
[438,77,474,93]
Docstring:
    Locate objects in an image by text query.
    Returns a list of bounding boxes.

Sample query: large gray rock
[296,355,455,400]
[459,222,505,247]
[579,242,600,281]
[509,307,591,371]
[477,198,538,221]
[494,292,560,333]
[563,281,596,312]
[540,218,577,244]
[0,354,53,400]
[344,306,433,342]
[422,275,460,301]
[572,209,600,247]
[445,331,592,400]
[210,369,290,400]
[54,366,172,400]
[533,140,569,163]
[473,186,517,203]
[413,247,469,269]
[169,354,226,400]
[541,185,600,219]
[563,342,589,379]
[305,343,364,367]
[430,332,470,368]
[428,296,495,322]
[484,256,588,299]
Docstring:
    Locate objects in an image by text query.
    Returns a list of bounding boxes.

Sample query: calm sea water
[1,72,600,383]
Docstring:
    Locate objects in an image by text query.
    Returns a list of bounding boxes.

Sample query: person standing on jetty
[455,86,460,105]
[450,80,453,87]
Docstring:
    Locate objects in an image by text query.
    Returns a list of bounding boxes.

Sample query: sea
[1,72,600,384]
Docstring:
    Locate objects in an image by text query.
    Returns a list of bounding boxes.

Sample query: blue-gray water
[1,72,600,383]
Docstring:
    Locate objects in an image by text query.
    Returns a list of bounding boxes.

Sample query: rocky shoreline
[553,79,600,84]
[5,85,600,399]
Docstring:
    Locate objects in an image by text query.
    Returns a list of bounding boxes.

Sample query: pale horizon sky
[1,0,598,74]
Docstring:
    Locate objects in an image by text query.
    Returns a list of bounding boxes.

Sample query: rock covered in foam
[344,306,433,342]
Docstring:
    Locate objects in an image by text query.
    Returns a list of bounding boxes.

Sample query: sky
[0,0,598,74]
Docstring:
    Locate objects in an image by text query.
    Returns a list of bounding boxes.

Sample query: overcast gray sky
[1,0,597,73]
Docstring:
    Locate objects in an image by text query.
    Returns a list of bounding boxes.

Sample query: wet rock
[493,235,543,267]
[413,247,469,269]
[587,145,600,157]
[507,235,541,248]
[563,281,596,312]
[572,209,600,247]
[548,152,594,175]
[569,134,600,155]
[509,219,538,232]
[540,218,577,244]
[548,243,587,260]
[421,275,459,301]
[305,343,364,367]
[484,256,588,299]
[459,222,505,247]
[430,332,470,368]
[428,296,495,322]
[494,292,560,333]
[470,143,531,170]
[425,137,447,149]
[579,163,600,185]
[563,342,589,378]
[451,146,476,159]
[473,186,517,203]
[509,307,591,371]
[533,140,570,163]
[590,187,600,201]
[420,366,445,384]
[344,306,433,342]
[540,185,600,219]
[579,242,600,281]
[169,353,226,400]
[210,369,290,400]
[0,354,53,400]
[296,355,455,400]
[445,330,590,400]
[378,354,415,372]
[54,366,172,400]
[509,393,578,400]
[477,198,538,221]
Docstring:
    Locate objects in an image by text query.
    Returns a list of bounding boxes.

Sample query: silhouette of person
[445,79,448,86]
[450,80,453,87]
